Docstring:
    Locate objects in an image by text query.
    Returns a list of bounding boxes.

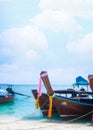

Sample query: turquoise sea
[0,84,93,124]
[0,84,43,123]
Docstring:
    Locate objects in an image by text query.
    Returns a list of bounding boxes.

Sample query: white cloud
[67,32,93,59]
[26,50,40,61]
[31,10,82,32]
[48,65,91,84]
[0,24,48,84]
[0,25,47,50]
[0,63,37,84]
[49,68,76,84]
[39,0,93,19]
[0,25,48,63]
[0,63,18,72]
[0,0,93,84]
[29,0,93,33]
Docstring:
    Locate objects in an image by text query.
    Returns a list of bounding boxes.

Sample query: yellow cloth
[35,98,39,109]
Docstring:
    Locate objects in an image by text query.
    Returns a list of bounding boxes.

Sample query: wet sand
[0,119,93,130]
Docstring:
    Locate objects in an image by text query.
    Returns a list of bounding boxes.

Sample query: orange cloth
[48,95,53,118]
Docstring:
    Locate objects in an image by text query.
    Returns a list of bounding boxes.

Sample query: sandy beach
[0,119,93,130]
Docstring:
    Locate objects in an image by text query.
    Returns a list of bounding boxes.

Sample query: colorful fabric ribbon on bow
[48,95,53,118]
[35,75,42,109]
[92,114,93,122]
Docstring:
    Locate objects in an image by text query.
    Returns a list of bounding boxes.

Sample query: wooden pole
[40,71,54,95]
[40,71,54,118]
[88,75,93,91]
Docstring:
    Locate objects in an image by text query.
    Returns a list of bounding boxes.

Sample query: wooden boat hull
[32,90,57,116]
[32,90,93,119]
[0,95,14,104]
[53,95,93,119]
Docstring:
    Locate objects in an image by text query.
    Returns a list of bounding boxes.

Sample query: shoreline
[0,118,93,130]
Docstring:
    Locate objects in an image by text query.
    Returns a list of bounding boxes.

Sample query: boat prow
[88,74,93,91]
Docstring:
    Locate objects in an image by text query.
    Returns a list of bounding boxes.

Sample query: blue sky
[0,0,93,85]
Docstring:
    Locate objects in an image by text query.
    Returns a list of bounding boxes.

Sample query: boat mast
[88,75,93,91]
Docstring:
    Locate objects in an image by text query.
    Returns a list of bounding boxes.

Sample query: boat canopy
[73,76,89,87]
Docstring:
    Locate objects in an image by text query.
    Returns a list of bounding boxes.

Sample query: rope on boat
[0,110,93,130]
[2,110,93,130]
[62,110,93,124]
[13,110,93,130]
[0,97,93,127]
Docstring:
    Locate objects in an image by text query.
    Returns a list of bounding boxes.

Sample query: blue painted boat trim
[54,95,93,106]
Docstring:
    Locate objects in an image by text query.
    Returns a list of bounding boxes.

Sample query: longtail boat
[0,84,31,104]
[0,95,14,104]
[32,71,93,120]
[0,87,14,104]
